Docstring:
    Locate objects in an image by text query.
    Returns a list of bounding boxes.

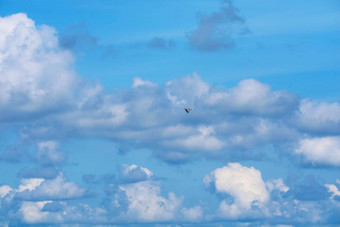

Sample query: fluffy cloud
[0,13,77,121]
[10,69,324,164]
[180,206,203,222]
[295,136,340,166]
[118,181,182,222]
[266,178,289,193]
[218,79,298,115]
[19,201,60,224]
[203,164,340,225]
[15,173,86,200]
[1,163,339,225]
[119,164,153,183]
[19,201,107,224]
[36,141,66,166]
[204,163,270,219]
[188,0,250,51]
[296,99,340,134]
[0,172,106,225]
[325,183,340,200]
[0,185,12,198]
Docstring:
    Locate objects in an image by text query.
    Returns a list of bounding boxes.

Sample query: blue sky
[0,0,340,226]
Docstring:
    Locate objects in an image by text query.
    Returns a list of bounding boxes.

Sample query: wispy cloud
[188,0,250,52]
[59,23,98,50]
[147,36,175,50]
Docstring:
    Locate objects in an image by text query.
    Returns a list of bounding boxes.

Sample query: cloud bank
[1,13,340,167]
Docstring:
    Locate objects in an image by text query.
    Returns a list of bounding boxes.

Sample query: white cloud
[325,184,340,200]
[204,163,269,219]
[19,201,107,224]
[133,77,156,88]
[119,164,153,183]
[166,125,224,151]
[296,99,340,134]
[0,13,77,120]
[17,178,44,192]
[165,73,210,107]
[208,79,298,115]
[119,181,182,222]
[15,173,86,200]
[37,140,65,165]
[20,201,52,224]
[181,206,203,222]
[0,185,13,198]
[266,178,289,193]
[295,136,340,166]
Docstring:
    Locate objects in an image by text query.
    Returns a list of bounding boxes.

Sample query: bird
[184,108,192,113]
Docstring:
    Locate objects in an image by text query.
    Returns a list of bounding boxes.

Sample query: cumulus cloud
[295,136,340,167]
[180,206,203,222]
[0,172,105,225]
[295,99,340,134]
[20,201,55,224]
[15,173,86,200]
[132,77,157,88]
[188,0,250,52]
[0,163,339,225]
[222,79,298,115]
[13,72,301,163]
[119,164,153,183]
[266,178,289,193]
[204,163,270,219]
[36,141,66,166]
[202,164,340,224]
[0,13,77,121]
[0,186,12,198]
[118,181,182,222]
[19,201,107,224]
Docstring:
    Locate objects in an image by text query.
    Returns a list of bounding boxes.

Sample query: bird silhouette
[184,108,192,113]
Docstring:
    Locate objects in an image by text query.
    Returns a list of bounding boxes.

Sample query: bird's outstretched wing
[184,108,192,113]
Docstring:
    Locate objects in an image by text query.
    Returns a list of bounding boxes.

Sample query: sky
[0,0,340,226]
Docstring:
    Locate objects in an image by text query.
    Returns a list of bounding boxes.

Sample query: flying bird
[184,108,192,113]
